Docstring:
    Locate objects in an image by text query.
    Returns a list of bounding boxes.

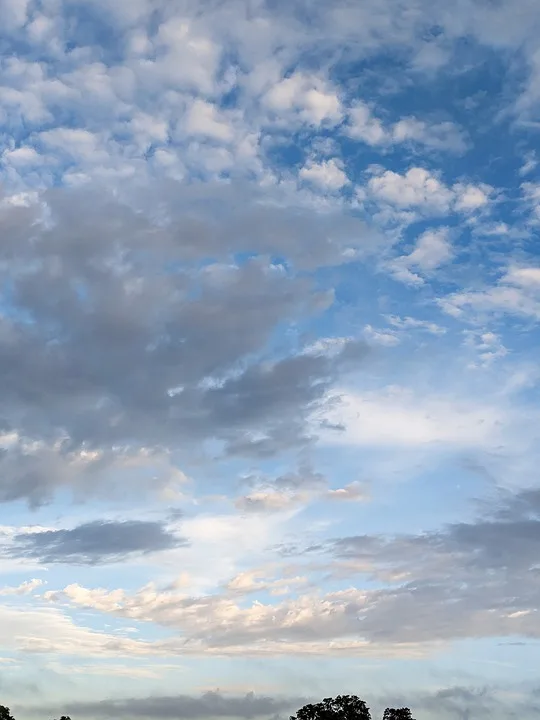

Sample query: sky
[1,0,540,718]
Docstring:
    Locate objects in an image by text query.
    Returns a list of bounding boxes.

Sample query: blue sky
[1,0,540,719]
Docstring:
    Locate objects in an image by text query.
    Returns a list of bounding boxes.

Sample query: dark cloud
[0,181,376,505]
[326,485,540,644]
[375,686,510,720]
[32,691,304,719]
[19,684,540,720]
[7,519,185,565]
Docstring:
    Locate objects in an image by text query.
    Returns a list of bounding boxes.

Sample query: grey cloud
[34,691,304,719]
[24,684,540,720]
[235,465,328,513]
[0,182,375,504]
[7,519,185,565]
[375,686,508,720]
[326,485,540,644]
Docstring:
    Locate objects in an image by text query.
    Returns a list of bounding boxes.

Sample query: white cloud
[263,73,342,126]
[522,181,540,221]
[346,105,466,153]
[464,330,508,368]
[235,489,303,513]
[506,266,540,287]
[0,604,158,658]
[366,167,454,213]
[38,128,108,162]
[388,228,453,285]
[153,17,221,95]
[363,324,400,346]
[386,315,446,335]
[129,112,169,146]
[404,228,453,270]
[2,146,45,168]
[365,168,493,220]
[441,265,540,320]
[0,0,29,32]
[316,386,503,448]
[391,118,468,153]
[326,481,369,502]
[454,182,492,212]
[0,578,45,596]
[299,158,348,191]
[43,580,439,658]
[184,99,235,142]
[519,152,537,177]
[346,103,386,145]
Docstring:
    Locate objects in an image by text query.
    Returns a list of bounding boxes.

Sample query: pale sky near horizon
[0,0,540,719]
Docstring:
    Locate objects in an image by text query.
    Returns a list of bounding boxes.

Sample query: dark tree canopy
[383,709,414,720]
[291,696,372,720]
[0,707,14,720]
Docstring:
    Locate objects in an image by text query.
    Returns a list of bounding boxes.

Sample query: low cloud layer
[28,692,304,720]
[40,486,540,653]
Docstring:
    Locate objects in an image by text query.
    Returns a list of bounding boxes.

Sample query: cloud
[6,520,185,565]
[326,481,369,502]
[0,604,160,658]
[327,485,540,644]
[385,315,446,335]
[43,578,440,657]
[364,168,492,221]
[363,325,401,346]
[441,264,540,319]
[263,73,342,126]
[315,385,502,449]
[41,486,540,652]
[25,692,304,720]
[36,487,540,655]
[299,158,349,191]
[366,167,454,214]
[391,118,468,153]
[0,578,45,596]
[346,103,387,145]
[453,183,492,213]
[234,466,367,512]
[388,228,453,285]
[346,105,467,153]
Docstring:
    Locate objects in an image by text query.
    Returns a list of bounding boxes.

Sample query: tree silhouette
[383,709,414,720]
[0,707,15,720]
[291,696,371,720]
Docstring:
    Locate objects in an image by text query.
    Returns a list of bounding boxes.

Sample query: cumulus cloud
[263,73,342,126]
[364,167,492,221]
[366,167,455,213]
[299,158,349,191]
[388,228,453,285]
